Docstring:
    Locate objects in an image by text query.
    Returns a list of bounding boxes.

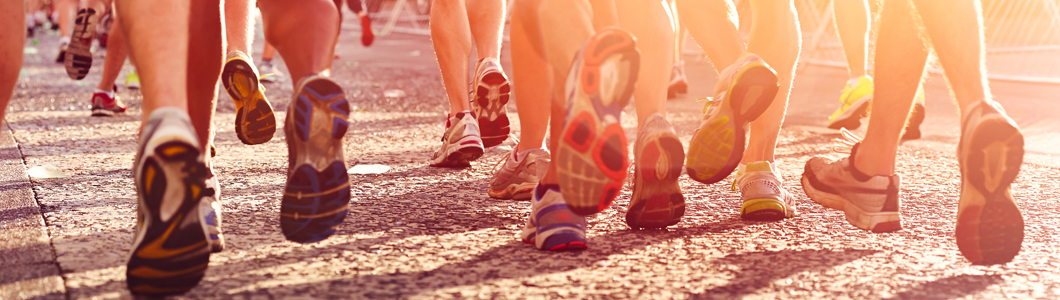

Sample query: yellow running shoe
[827,75,873,130]
[221,50,277,145]
[685,53,779,185]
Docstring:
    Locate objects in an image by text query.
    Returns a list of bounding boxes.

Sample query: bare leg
[116,0,190,120]
[57,0,75,37]
[742,0,801,164]
[833,0,869,78]
[616,0,673,124]
[911,0,991,109]
[262,42,276,61]
[853,0,927,176]
[259,0,338,85]
[675,0,742,74]
[428,0,474,115]
[187,0,222,155]
[1,0,24,123]
[225,0,255,56]
[467,0,505,61]
[508,0,551,152]
[96,13,127,91]
[536,0,595,185]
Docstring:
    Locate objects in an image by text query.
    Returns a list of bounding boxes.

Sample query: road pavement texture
[3,19,1060,299]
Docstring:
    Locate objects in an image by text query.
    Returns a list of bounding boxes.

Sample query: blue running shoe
[280,75,352,244]
[520,184,588,251]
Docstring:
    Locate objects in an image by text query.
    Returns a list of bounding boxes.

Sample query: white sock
[94,88,115,98]
[59,36,71,45]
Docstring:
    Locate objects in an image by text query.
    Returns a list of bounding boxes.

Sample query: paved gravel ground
[3,16,1060,300]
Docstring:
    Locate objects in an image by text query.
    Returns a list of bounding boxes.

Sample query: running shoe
[686,53,779,185]
[125,69,141,90]
[126,108,212,296]
[281,75,352,244]
[734,161,796,221]
[430,112,484,168]
[65,8,98,80]
[258,61,285,83]
[520,184,588,251]
[55,41,68,63]
[901,88,927,140]
[555,27,640,216]
[955,100,1024,265]
[471,58,511,148]
[667,60,688,99]
[801,139,902,233]
[360,14,374,47]
[488,147,548,200]
[90,87,127,117]
[827,75,873,130]
[626,113,685,229]
[222,50,277,145]
[200,169,225,253]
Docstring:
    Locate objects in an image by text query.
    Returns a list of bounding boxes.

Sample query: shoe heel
[730,64,779,123]
[958,116,1024,265]
[741,198,786,221]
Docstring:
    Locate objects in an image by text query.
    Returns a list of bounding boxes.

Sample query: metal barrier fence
[364,0,1060,84]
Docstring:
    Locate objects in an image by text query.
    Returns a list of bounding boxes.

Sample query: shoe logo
[136,213,206,260]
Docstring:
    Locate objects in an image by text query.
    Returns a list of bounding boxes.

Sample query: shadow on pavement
[693,249,880,299]
[887,274,1004,300]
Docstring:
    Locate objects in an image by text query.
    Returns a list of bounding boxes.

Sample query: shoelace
[489,133,522,175]
[698,96,721,115]
[832,128,863,154]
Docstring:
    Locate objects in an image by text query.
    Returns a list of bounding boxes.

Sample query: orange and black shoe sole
[222,58,277,145]
[127,142,211,296]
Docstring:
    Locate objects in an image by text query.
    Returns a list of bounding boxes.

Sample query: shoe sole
[488,181,536,200]
[627,133,685,229]
[222,57,277,145]
[281,76,351,244]
[827,95,870,130]
[474,69,511,148]
[127,141,210,296]
[556,29,639,216]
[65,8,97,80]
[901,102,925,140]
[800,164,901,232]
[686,64,778,185]
[956,114,1024,265]
[520,203,589,251]
[741,198,788,221]
[430,134,485,168]
[91,107,115,117]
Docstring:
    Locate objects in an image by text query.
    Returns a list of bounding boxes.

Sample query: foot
[626,113,685,229]
[556,27,640,216]
[735,161,796,221]
[258,61,286,83]
[901,88,927,140]
[955,100,1025,265]
[827,75,873,130]
[430,112,484,168]
[667,60,687,99]
[686,53,779,185]
[280,75,352,244]
[125,69,141,90]
[200,168,225,253]
[65,8,98,80]
[520,185,588,251]
[360,14,374,47]
[488,147,548,200]
[222,50,277,145]
[126,108,212,296]
[90,87,127,117]
[801,142,902,233]
[471,58,512,148]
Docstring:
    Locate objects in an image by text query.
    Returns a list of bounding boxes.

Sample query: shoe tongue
[745,161,773,173]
